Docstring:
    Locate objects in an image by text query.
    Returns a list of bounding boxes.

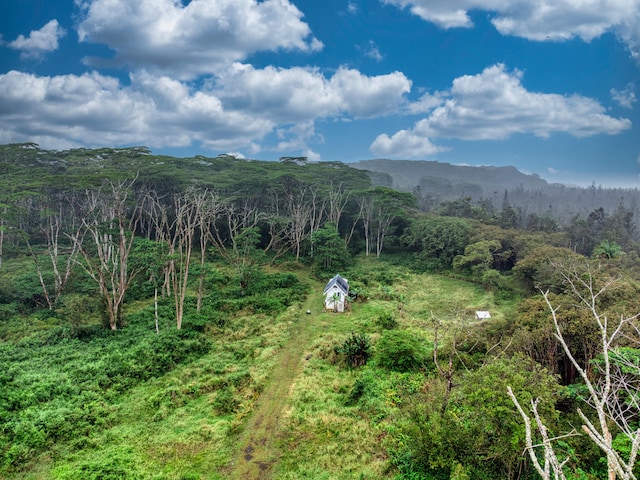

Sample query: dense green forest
[1,143,640,479]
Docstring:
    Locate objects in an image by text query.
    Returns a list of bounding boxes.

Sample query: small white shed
[323,274,349,312]
[475,310,492,320]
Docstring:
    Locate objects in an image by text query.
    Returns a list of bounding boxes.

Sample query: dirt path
[225,279,324,480]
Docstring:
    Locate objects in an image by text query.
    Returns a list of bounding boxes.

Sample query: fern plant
[335,332,371,368]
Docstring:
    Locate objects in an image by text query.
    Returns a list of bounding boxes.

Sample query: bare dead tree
[282,184,325,260]
[605,349,640,439]
[73,179,142,330]
[431,313,458,415]
[194,189,224,313]
[21,196,78,309]
[202,196,269,295]
[140,189,173,298]
[210,199,262,261]
[357,194,374,256]
[327,181,350,230]
[374,199,396,258]
[23,236,53,309]
[344,197,364,247]
[507,387,571,480]
[168,188,201,330]
[307,186,327,258]
[262,216,289,261]
[27,196,84,309]
[509,264,640,480]
[44,200,83,301]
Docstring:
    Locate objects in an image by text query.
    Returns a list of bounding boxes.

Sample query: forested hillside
[1,143,640,479]
[354,158,640,228]
[353,159,550,193]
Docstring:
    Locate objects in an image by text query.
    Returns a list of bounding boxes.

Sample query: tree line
[0,143,417,329]
[1,143,638,330]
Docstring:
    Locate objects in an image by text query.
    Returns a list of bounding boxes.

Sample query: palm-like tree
[592,240,623,259]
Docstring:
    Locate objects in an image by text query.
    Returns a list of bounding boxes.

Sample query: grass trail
[225,277,326,479]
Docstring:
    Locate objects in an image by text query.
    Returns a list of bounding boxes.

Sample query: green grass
[7,311,294,479]
[1,260,512,479]
[268,269,506,479]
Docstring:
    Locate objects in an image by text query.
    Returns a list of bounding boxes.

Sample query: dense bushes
[375,330,428,372]
[401,216,471,271]
[389,355,563,479]
[201,270,308,316]
[375,311,398,330]
[52,446,145,480]
[0,324,210,473]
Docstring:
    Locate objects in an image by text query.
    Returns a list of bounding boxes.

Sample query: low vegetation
[1,143,640,479]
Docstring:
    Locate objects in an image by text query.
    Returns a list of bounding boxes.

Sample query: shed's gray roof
[323,274,349,295]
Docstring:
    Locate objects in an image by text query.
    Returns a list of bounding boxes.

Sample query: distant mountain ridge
[351,159,550,198]
[351,159,640,227]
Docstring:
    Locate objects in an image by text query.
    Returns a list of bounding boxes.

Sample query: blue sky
[1,0,639,187]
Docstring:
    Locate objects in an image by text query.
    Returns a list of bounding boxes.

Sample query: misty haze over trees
[354,159,640,230]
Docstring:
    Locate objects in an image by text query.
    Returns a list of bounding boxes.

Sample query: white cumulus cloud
[382,0,640,58]
[370,129,447,158]
[611,83,637,108]
[371,64,631,158]
[214,63,411,122]
[0,63,412,154]
[8,20,66,59]
[425,64,631,139]
[406,91,445,114]
[76,0,322,79]
[328,67,411,118]
[0,70,273,151]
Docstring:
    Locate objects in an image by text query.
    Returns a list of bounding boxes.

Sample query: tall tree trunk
[197,248,205,314]
[154,285,159,335]
[0,208,5,270]
[75,179,141,330]
[25,239,53,309]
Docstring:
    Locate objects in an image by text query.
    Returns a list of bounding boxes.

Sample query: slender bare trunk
[74,179,141,330]
[154,286,159,334]
[0,208,5,270]
[25,239,53,309]
[510,264,640,480]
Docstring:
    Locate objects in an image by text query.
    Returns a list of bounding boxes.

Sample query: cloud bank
[76,0,322,79]
[371,64,631,158]
[0,65,411,152]
[382,0,640,58]
[0,0,635,161]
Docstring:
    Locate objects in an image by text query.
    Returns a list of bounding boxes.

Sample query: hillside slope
[352,159,549,199]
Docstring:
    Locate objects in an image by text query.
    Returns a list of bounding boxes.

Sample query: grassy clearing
[11,311,297,479]
[3,261,510,479]
[224,278,327,479]
[400,274,497,321]
[267,269,504,479]
[275,359,391,480]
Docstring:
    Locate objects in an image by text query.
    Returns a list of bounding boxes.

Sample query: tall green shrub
[375,330,427,372]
